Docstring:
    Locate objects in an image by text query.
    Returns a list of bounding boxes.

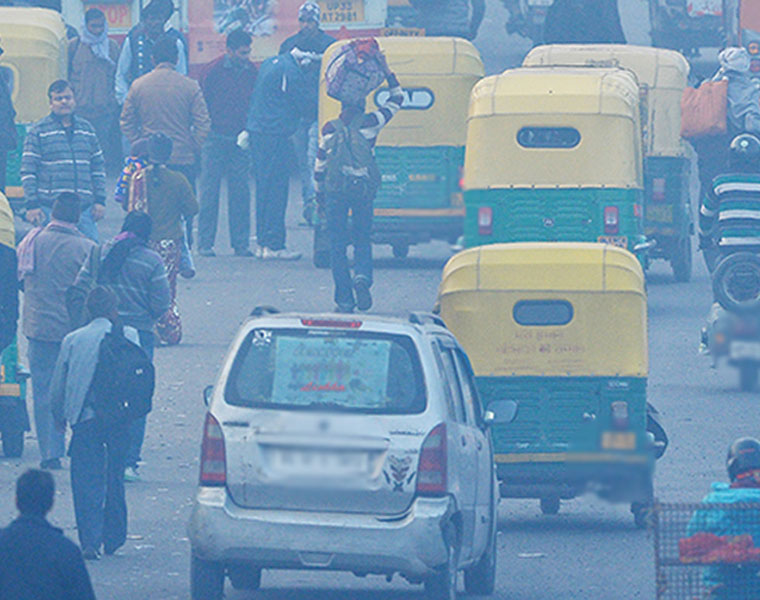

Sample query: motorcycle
[701,250,760,391]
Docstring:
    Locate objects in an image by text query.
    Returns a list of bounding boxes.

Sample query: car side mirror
[488,400,519,424]
[203,385,213,407]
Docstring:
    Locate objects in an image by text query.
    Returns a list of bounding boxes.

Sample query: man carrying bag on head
[50,286,153,560]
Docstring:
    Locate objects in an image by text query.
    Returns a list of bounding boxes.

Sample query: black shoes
[82,547,101,561]
[39,458,61,470]
[234,248,255,257]
[354,278,372,312]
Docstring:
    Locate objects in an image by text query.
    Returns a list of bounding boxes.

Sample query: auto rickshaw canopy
[437,242,648,377]
[319,37,484,147]
[523,44,690,157]
[0,8,67,124]
[464,67,643,190]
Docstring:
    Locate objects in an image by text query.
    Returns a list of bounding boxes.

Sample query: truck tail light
[416,423,447,496]
[652,177,666,203]
[611,401,630,430]
[478,206,493,236]
[199,412,226,486]
[604,206,619,235]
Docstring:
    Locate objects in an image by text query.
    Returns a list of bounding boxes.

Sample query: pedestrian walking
[128,133,197,345]
[0,190,17,353]
[0,40,17,194]
[21,80,107,242]
[543,0,626,44]
[314,65,403,312]
[246,49,313,260]
[75,211,170,480]
[410,0,485,39]
[68,8,121,171]
[115,0,188,105]
[17,193,96,469]
[0,469,96,598]
[198,29,257,257]
[279,2,336,225]
[50,287,144,560]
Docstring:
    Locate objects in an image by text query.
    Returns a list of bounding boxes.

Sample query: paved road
[0,4,740,598]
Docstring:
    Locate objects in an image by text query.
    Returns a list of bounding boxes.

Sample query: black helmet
[729,134,760,172]
[727,437,760,481]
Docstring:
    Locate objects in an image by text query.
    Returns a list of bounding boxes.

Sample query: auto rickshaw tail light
[611,401,629,430]
[199,412,226,486]
[478,207,493,236]
[604,206,619,235]
[416,423,447,496]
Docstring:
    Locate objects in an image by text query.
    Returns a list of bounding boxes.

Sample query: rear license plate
[601,432,636,450]
[597,235,628,248]
[269,449,369,476]
[646,205,673,223]
[730,341,760,360]
[320,0,365,23]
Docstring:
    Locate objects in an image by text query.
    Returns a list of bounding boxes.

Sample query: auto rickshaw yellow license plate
[597,235,628,248]
[601,432,636,450]
[320,0,365,22]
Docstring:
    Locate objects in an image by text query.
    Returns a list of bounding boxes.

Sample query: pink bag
[325,39,386,106]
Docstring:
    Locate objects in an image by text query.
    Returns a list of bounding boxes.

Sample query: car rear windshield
[225,329,426,414]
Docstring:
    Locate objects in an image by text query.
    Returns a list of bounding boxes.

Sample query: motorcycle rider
[699,133,760,270]
[687,438,760,598]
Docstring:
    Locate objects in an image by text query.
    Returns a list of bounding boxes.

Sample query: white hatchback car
[187,310,501,599]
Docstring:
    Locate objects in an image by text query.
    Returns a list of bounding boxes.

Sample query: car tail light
[199,413,226,486]
[652,177,666,203]
[611,401,629,430]
[416,423,447,496]
[478,207,493,236]
[604,206,619,235]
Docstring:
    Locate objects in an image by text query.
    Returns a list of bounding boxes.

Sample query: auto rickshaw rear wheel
[739,362,759,392]
[540,497,560,515]
[1,424,23,458]
[671,237,692,283]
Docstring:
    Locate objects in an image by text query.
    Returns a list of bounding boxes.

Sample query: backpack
[324,116,382,198]
[88,323,155,427]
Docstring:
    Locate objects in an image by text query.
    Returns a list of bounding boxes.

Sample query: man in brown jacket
[17,193,96,470]
[120,34,210,187]
[68,8,120,170]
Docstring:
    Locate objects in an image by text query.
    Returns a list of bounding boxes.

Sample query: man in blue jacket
[245,49,311,260]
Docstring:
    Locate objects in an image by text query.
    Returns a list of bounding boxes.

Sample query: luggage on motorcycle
[712,252,760,313]
[324,39,386,106]
[680,79,728,139]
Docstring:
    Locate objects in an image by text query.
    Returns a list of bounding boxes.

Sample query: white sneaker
[124,466,141,482]
[261,247,302,261]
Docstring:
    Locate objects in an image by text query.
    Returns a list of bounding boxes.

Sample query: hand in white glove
[237,130,250,150]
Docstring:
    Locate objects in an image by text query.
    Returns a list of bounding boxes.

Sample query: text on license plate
[598,235,628,249]
[319,0,365,23]
[601,431,636,450]
[269,449,369,476]
[730,341,760,361]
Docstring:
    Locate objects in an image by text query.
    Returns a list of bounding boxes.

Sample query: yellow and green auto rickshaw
[0,191,29,458]
[437,242,667,526]
[462,67,648,257]
[523,44,694,281]
[314,36,484,265]
[0,7,68,213]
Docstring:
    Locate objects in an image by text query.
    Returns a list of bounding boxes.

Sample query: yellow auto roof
[523,44,689,89]
[322,37,484,77]
[469,67,639,119]
[0,7,66,40]
[440,242,645,295]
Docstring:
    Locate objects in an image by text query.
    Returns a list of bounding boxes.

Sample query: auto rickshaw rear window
[517,127,581,149]
[513,300,574,326]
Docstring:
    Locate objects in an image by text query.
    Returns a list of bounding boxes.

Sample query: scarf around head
[80,20,114,65]
[731,469,760,489]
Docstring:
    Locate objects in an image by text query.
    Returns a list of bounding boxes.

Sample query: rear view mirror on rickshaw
[203,385,213,407]
[488,400,519,425]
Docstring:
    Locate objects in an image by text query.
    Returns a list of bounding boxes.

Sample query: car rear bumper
[187,487,452,576]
